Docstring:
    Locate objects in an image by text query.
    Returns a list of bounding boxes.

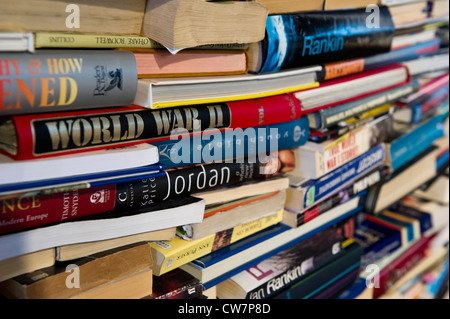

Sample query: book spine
[296,167,387,227]
[35,32,250,50]
[11,93,302,159]
[315,81,419,129]
[259,7,394,73]
[34,33,163,49]
[247,246,344,299]
[0,50,137,116]
[151,211,283,275]
[273,243,364,299]
[242,222,352,299]
[301,143,386,209]
[354,218,404,268]
[373,236,432,299]
[300,115,393,179]
[152,118,309,170]
[389,204,433,235]
[114,161,287,210]
[363,38,441,71]
[0,185,116,235]
[388,113,445,170]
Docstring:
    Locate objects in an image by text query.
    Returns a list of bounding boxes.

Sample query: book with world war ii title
[0,93,304,160]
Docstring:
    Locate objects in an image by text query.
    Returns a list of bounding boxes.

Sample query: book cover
[217,225,351,299]
[152,117,309,170]
[132,49,248,78]
[285,166,389,228]
[1,93,303,160]
[287,143,386,210]
[373,236,433,299]
[308,80,420,129]
[386,112,446,170]
[318,38,441,81]
[272,243,364,299]
[296,114,395,179]
[150,210,283,276]
[293,65,410,114]
[354,216,405,267]
[0,50,137,116]
[150,269,203,300]
[250,7,394,73]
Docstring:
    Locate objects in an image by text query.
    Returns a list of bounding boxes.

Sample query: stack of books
[0,0,448,300]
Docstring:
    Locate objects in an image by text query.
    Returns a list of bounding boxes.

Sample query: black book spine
[259,6,395,73]
[297,166,389,227]
[113,162,271,210]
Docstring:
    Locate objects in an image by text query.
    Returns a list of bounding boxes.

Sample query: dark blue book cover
[354,218,403,267]
[251,7,394,73]
[389,203,433,235]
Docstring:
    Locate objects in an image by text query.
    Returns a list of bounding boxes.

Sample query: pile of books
[0,0,448,300]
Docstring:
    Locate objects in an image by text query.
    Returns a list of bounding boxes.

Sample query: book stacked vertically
[0,0,448,300]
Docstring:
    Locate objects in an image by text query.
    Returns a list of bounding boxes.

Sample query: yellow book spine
[35,32,162,49]
[151,82,320,109]
[150,210,284,275]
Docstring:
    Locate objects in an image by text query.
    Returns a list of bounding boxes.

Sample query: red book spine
[8,94,302,160]
[297,64,411,115]
[373,236,432,299]
[0,185,116,235]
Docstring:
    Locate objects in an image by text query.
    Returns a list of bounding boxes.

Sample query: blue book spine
[390,204,433,235]
[364,38,441,70]
[355,219,403,266]
[151,118,310,169]
[389,113,445,171]
[300,144,386,209]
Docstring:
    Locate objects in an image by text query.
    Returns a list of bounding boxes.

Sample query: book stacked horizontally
[213,0,450,300]
[0,0,448,300]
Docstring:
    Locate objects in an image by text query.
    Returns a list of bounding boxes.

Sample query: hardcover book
[152,118,310,170]
[247,7,395,74]
[0,93,307,160]
[0,50,138,116]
